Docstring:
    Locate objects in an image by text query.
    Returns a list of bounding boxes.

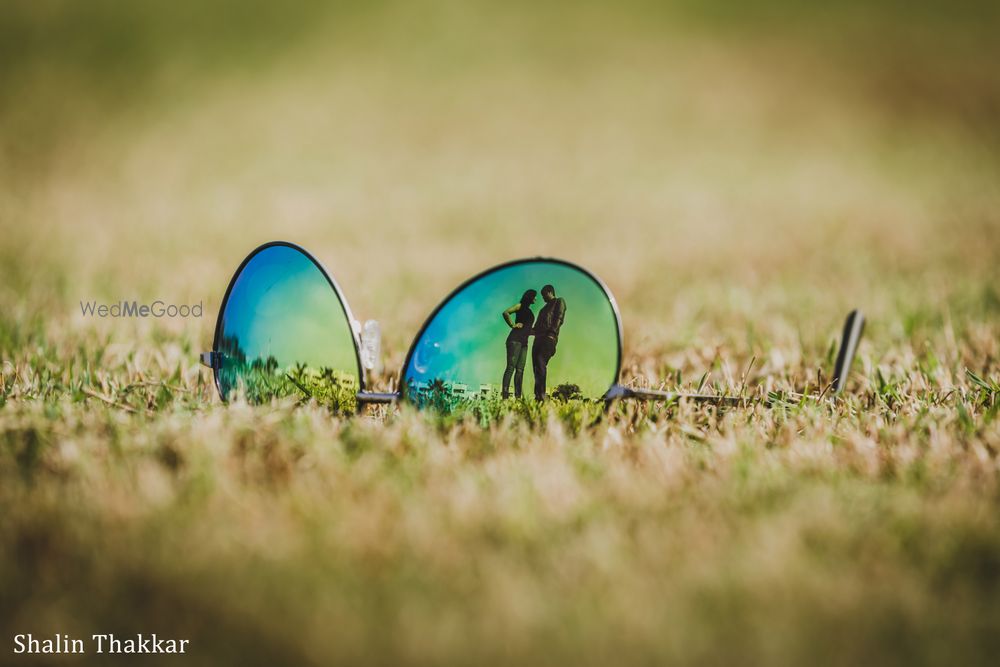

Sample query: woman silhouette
[501,289,537,399]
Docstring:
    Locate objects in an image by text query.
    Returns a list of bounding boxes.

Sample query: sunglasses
[200,242,865,414]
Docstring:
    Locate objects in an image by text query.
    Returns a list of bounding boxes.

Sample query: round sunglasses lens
[402,260,620,411]
[215,245,360,410]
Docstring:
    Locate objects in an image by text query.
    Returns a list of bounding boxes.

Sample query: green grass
[2,2,999,665]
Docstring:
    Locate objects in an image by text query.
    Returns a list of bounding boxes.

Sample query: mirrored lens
[215,244,360,411]
[402,260,621,412]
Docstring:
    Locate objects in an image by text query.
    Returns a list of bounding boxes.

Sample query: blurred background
[2,0,998,372]
[3,3,1000,666]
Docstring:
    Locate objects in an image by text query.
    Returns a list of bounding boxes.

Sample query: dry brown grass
[2,2,999,665]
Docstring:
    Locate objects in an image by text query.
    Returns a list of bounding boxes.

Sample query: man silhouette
[531,284,566,401]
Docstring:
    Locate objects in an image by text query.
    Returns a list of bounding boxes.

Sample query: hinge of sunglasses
[356,391,399,405]
[199,351,221,370]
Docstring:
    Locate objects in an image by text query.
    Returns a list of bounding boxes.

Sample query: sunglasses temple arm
[830,309,865,394]
[356,391,400,405]
[607,308,865,408]
[605,386,750,407]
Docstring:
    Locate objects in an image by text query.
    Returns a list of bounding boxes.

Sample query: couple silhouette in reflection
[501,284,566,401]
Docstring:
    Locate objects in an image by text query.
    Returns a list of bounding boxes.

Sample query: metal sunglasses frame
[201,241,865,410]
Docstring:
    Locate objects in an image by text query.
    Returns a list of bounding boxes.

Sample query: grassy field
[2,1,999,665]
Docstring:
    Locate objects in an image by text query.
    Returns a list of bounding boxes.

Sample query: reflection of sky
[406,262,619,398]
[221,246,359,379]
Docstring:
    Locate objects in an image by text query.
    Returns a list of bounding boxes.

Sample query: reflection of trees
[551,383,582,401]
[408,376,480,415]
[251,355,280,374]
[410,378,457,413]
[217,333,357,412]
[219,333,247,364]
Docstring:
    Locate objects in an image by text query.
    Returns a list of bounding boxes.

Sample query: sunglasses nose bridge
[359,319,382,373]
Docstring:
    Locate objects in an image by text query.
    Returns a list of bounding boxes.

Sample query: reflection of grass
[216,333,358,412]
[2,2,1000,666]
[409,379,602,429]
[220,361,357,413]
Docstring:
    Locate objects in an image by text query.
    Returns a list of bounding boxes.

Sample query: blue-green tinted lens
[402,260,621,410]
[215,244,360,410]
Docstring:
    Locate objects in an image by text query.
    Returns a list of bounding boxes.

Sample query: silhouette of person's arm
[502,303,523,329]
